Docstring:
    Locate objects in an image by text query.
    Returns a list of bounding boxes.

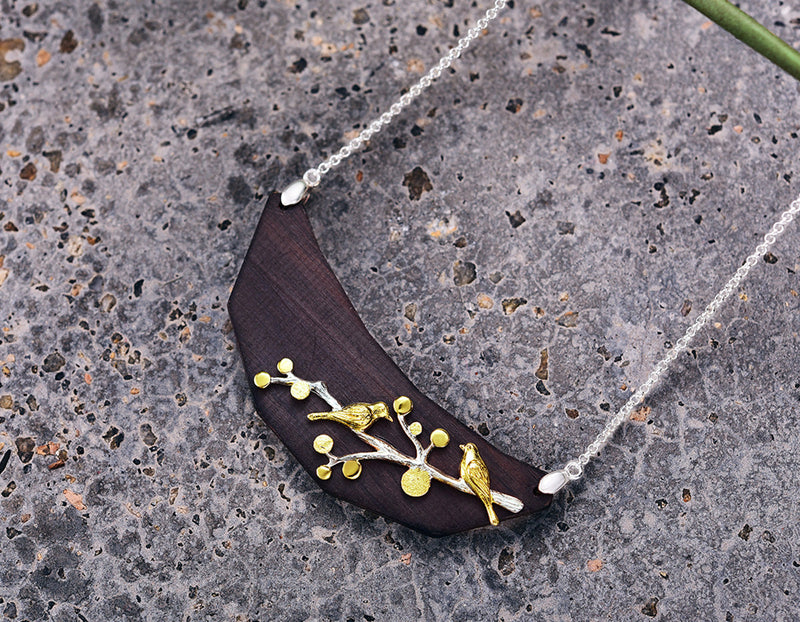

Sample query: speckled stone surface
[1,1,799,620]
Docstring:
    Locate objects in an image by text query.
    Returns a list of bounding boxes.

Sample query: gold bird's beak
[372,402,392,422]
[459,444,466,451]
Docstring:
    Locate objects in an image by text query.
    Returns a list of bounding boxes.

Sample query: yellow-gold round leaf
[316,465,332,480]
[313,434,334,454]
[408,422,422,436]
[401,468,431,497]
[253,372,271,388]
[277,358,294,374]
[290,381,311,400]
[430,428,450,448]
[342,460,362,480]
[393,395,413,415]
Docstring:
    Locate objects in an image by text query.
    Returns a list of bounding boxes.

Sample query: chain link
[554,196,800,485]
[301,0,508,189]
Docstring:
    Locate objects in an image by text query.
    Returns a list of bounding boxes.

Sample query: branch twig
[322,426,524,513]
[258,361,525,514]
[681,0,800,81]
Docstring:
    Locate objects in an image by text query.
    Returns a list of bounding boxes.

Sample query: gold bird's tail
[307,412,327,421]
[486,501,499,526]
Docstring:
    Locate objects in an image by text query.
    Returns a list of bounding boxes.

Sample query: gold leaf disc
[408,422,422,436]
[401,468,431,497]
[277,358,294,374]
[393,396,413,415]
[342,460,362,480]
[313,434,334,454]
[290,381,311,400]
[316,465,332,480]
[430,428,450,448]
[253,372,271,388]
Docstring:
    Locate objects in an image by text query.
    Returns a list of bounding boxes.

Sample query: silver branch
[262,362,523,514]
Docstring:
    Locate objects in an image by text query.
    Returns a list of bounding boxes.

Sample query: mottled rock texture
[1,0,799,620]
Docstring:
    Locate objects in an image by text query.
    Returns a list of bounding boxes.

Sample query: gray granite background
[1,0,799,620]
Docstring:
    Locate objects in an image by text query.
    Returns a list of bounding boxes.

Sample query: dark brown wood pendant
[228,192,552,536]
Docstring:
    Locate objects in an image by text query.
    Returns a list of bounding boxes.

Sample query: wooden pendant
[228,192,552,536]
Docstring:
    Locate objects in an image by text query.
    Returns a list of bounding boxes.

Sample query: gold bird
[307,402,391,432]
[459,443,499,526]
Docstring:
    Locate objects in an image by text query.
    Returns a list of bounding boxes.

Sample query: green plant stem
[681,0,800,81]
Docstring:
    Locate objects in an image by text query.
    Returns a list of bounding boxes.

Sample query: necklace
[229,1,799,536]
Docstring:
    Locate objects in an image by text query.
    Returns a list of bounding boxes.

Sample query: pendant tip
[280,179,309,206]
[538,470,568,495]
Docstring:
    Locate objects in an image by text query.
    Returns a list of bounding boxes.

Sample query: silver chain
[537,196,800,492]
[303,0,507,188]
[280,0,508,205]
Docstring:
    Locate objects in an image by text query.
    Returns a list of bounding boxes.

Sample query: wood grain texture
[228,192,552,536]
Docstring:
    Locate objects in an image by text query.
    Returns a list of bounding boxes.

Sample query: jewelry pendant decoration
[228,192,552,536]
[252,358,524,525]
